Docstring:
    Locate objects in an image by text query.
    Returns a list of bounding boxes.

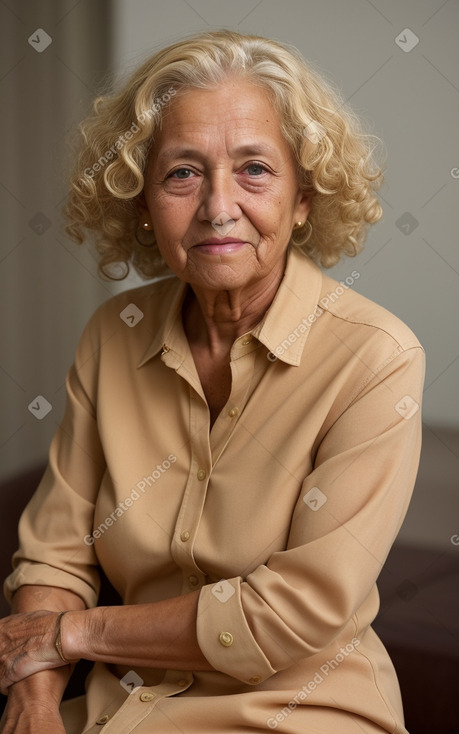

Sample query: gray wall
[2,0,458,549]
[1,1,115,480]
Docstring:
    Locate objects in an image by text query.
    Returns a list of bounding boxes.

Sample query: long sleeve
[197,344,424,683]
[4,310,107,608]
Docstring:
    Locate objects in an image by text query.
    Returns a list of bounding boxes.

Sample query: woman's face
[141,77,310,293]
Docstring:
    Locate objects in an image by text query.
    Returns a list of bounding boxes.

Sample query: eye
[169,167,195,179]
[244,162,269,176]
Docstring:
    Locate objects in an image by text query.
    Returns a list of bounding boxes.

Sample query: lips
[192,237,247,254]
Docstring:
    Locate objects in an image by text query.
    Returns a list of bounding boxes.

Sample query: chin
[186,261,258,289]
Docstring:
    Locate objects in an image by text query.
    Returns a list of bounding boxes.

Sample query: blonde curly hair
[64,29,384,279]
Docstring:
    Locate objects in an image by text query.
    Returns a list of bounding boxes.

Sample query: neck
[183,261,285,356]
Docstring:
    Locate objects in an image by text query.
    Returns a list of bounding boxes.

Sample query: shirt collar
[137,276,188,368]
[252,247,323,365]
[137,247,323,369]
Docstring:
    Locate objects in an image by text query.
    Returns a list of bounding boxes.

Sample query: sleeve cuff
[3,561,99,609]
[196,578,276,685]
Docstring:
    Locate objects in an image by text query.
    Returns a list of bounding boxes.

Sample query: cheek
[249,199,291,237]
[248,181,294,221]
[150,195,193,237]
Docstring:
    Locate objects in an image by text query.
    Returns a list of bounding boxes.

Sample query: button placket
[170,388,211,591]
[209,353,258,464]
[96,687,158,733]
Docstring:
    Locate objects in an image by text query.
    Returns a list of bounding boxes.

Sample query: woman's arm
[63,591,213,671]
[0,588,212,695]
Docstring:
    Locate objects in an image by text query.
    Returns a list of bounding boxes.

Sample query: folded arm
[0,585,85,733]
[0,586,212,695]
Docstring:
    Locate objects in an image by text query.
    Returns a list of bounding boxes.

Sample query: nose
[196,167,242,228]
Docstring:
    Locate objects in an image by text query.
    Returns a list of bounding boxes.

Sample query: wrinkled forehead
[148,79,291,167]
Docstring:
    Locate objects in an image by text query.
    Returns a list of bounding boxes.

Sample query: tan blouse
[4,247,425,733]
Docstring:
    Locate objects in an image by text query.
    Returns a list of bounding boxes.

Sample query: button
[241,336,252,345]
[161,344,170,354]
[180,530,190,542]
[189,575,199,586]
[177,679,188,687]
[249,675,262,684]
[96,714,110,724]
[228,407,239,418]
[140,692,155,702]
[197,469,206,481]
[219,631,234,647]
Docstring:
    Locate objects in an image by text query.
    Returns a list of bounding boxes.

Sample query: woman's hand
[0,611,72,694]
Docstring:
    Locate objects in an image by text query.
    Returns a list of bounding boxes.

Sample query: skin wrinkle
[138,78,311,352]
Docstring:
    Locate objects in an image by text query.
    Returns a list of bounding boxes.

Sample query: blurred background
[1,1,458,732]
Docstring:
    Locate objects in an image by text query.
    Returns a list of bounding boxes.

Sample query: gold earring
[292,220,313,243]
[135,224,155,247]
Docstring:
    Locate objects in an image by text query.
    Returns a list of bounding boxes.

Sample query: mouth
[192,237,247,254]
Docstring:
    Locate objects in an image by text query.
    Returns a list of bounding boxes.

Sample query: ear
[293,189,313,227]
[135,193,152,226]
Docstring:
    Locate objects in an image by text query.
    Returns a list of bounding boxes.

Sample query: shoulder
[312,272,425,418]
[81,276,179,338]
[318,271,423,354]
[72,276,182,371]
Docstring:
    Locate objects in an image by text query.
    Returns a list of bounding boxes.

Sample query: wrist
[62,608,93,662]
[55,612,78,664]
[8,670,69,707]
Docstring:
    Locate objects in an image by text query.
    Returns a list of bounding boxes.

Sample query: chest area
[189,347,233,426]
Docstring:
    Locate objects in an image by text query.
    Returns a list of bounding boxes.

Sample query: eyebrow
[155,142,280,166]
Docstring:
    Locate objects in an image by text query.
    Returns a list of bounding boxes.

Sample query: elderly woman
[1,30,424,734]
